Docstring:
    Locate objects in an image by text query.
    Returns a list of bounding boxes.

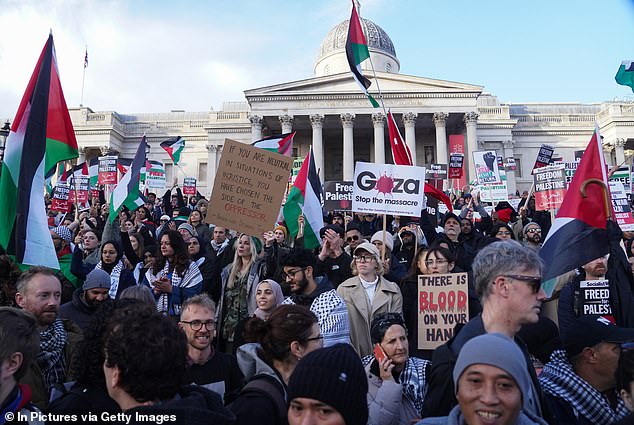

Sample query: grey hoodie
[417,404,549,425]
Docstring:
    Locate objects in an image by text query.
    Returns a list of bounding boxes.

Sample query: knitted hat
[52,226,72,242]
[250,236,263,254]
[160,215,170,221]
[288,344,368,425]
[82,268,112,291]
[274,225,288,239]
[178,223,197,237]
[453,333,532,407]
[371,231,394,252]
[523,222,541,234]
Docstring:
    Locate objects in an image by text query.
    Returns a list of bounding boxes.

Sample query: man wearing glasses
[522,222,542,251]
[422,240,551,423]
[179,293,244,404]
[344,222,365,255]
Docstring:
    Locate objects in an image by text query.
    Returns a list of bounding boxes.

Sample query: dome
[314,17,400,77]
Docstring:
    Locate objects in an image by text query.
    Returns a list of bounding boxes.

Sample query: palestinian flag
[88,158,99,188]
[283,147,324,249]
[615,61,634,92]
[387,111,413,166]
[252,132,295,156]
[346,0,379,108]
[0,33,78,268]
[540,127,610,289]
[109,137,147,222]
[117,158,132,176]
[160,136,185,165]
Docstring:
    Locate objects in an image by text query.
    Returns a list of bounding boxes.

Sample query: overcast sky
[1,0,634,120]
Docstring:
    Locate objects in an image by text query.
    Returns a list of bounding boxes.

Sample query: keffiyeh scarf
[37,319,67,391]
[539,350,629,425]
[147,260,200,316]
[96,260,123,299]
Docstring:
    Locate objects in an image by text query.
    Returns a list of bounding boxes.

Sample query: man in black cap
[58,268,111,332]
[316,224,353,289]
[425,212,476,271]
[539,316,634,424]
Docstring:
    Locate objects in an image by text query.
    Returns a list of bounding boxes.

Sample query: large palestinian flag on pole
[160,136,185,165]
[0,33,78,267]
[252,132,295,156]
[109,136,147,222]
[540,127,610,286]
[615,61,634,92]
[346,0,379,108]
[283,147,324,249]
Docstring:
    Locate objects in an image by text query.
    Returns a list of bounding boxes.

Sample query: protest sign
[472,150,501,184]
[532,144,555,170]
[183,177,197,195]
[475,183,508,203]
[579,280,612,317]
[508,198,521,211]
[609,166,631,193]
[206,139,292,236]
[323,181,353,211]
[564,161,579,187]
[51,182,70,212]
[505,157,516,171]
[352,162,426,216]
[425,196,439,216]
[146,160,166,189]
[497,157,506,181]
[533,165,566,211]
[609,181,634,231]
[98,156,118,185]
[448,154,464,178]
[425,164,448,180]
[574,150,584,161]
[69,175,89,204]
[418,272,469,350]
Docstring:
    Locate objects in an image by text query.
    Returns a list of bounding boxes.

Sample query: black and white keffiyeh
[539,349,629,425]
[37,319,67,391]
[146,260,202,316]
[96,260,123,299]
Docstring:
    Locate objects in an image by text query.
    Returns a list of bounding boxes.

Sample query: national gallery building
[32,16,634,196]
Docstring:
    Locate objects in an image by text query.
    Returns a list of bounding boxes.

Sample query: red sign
[51,183,70,213]
[183,177,197,195]
[98,156,118,185]
[449,154,464,178]
[533,165,566,211]
[449,135,466,188]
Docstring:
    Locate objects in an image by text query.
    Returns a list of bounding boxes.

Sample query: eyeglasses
[281,267,307,280]
[504,275,542,293]
[305,334,324,343]
[180,320,216,331]
[346,235,360,242]
[425,259,448,267]
[354,255,375,263]
[526,229,541,234]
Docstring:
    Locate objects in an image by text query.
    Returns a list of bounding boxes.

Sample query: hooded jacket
[58,288,98,332]
[417,404,548,425]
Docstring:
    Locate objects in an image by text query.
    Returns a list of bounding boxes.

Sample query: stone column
[78,147,86,163]
[206,144,217,188]
[341,113,355,180]
[616,138,627,165]
[433,112,449,164]
[371,112,386,165]
[279,114,294,134]
[503,140,517,195]
[249,115,263,142]
[464,112,479,182]
[403,112,418,165]
[310,114,325,180]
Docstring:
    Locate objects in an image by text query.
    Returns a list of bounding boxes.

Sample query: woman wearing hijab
[94,240,136,299]
[186,236,218,288]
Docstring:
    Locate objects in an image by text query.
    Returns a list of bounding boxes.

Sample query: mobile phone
[374,343,386,363]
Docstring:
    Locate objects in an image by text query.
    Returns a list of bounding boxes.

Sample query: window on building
[198,162,207,184]
[165,163,174,184]
[514,157,522,178]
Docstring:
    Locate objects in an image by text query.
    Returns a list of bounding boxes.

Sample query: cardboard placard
[472,150,501,184]
[533,165,566,211]
[183,177,197,195]
[323,181,353,211]
[51,182,70,212]
[609,181,634,231]
[425,164,448,180]
[579,280,612,317]
[532,144,555,170]
[352,162,427,216]
[98,156,118,185]
[206,139,292,235]
[418,272,469,350]
[449,154,464,178]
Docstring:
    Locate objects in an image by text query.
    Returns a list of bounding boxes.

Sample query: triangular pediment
[244,71,483,98]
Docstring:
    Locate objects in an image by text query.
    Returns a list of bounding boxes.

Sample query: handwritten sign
[418,272,469,350]
[206,139,292,235]
[323,181,353,211]
[98,156,118,185]
[183,177,197,195]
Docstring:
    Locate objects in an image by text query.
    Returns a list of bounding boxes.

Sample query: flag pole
[357,5,389,118]
[80,45,87,107]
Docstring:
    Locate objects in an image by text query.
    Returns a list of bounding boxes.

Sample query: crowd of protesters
[3,182,634,425]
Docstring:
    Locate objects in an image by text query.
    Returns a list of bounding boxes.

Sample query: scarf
[539,350,629,425]
[362,356,430,415]
[36,319,67,391]
[147,260,201,316]
[210,239,229,255]
[96,260,123,299]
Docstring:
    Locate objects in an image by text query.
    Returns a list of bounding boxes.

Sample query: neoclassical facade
[25,15,634,197]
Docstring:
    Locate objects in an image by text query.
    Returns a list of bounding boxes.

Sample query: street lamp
[0,120,10,167]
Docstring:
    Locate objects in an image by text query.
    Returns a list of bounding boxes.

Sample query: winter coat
[58,288,98,333]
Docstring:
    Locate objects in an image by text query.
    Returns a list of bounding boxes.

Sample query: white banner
[352,162,426,216]
[146,160,166,189]
[475,183,509,203]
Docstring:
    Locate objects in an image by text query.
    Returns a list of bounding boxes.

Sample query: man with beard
[15,267,82,409]
[522,222,542,251]
[282,248,350,346]
[424,213,476,271]
[58,268,111,332]
[179,294,244,404]
[558,255,610,335]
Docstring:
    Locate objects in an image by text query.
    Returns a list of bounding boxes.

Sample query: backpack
[234,375,287,423]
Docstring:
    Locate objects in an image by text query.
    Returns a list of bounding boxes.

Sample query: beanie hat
[53,226,72,243]
[288,344,368,425]
[178,223,197,237]
[523,222,541,234]
[371,231,394,252]
[82,268,112,291]
[274,225,288,239]
[453,333,533,409]
[250,236,263,254]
